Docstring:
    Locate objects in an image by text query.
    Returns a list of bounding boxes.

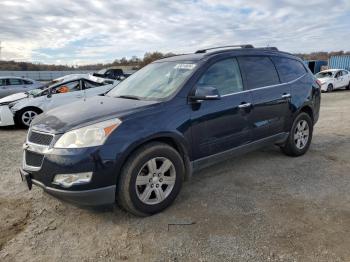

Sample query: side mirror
[189,86,221,101]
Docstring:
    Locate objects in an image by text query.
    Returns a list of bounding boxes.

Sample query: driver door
[190,58,253,160]
[43,80,83,111]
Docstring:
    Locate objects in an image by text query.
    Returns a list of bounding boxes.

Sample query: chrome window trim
[220,73,307,97]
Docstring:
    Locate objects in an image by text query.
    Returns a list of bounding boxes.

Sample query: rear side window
[197,58,243,95]
[0,79,6,86]
[238,56,279,89]
[272,57,307,83]
[9,78,23,85]
[83,80,100,89]
[23,80,33,85]
[342,70,348,75]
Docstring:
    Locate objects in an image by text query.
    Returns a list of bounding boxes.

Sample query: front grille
[28,131,53,146]
[25,150,44,167]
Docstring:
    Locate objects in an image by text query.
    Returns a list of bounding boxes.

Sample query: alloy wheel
[21,111,38,126]
[135,157,176,205]
[294,120,310,149]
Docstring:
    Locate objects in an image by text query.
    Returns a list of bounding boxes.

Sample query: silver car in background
[0,77,44,98]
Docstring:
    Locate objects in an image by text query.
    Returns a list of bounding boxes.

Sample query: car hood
[0,92,28,105]
[31,95,160,134]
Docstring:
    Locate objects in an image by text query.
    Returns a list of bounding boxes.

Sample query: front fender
[12,98,45,113]
[110,130,192,182]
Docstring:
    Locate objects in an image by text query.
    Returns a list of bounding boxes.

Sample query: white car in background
[315,69,350,92]
[0,74,117,127]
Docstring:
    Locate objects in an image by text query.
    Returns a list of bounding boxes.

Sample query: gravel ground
[0,91,349,262]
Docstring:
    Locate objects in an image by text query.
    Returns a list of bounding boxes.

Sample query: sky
[0,0,349,65]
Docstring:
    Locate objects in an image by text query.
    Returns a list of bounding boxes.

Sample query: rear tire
[116,142,185,216]
[15,108,42,128]
[281,113,313,157]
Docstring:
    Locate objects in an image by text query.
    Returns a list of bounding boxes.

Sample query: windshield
[97,69,107,74]
[106,61,197,100]
[316,71,334,78]
[27,88,44,96]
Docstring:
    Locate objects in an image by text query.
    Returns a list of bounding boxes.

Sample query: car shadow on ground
[0,126,18,130]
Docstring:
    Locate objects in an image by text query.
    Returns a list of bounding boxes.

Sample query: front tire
[281,113,313,157]
[15,108,41,128]
[327,83,333,92]
[116,142,185,216]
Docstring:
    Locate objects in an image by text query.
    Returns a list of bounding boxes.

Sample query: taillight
[316,79,322,88]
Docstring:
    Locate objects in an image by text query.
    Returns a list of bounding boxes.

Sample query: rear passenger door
[190,58,253,159]
[342,70,350,87]
[8,78,25,95]
[0,79,10,98]
[238,56,291,140]
[334,71,343,89]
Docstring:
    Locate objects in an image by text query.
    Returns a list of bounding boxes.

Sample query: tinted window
[23,80,33,85]
[271,57,307,83]
[335,71,342,78]
[9,78,23,85]
[83,80,100,89]
[198,58,243,95]
[0,79,6,86]
[238,56,279,89]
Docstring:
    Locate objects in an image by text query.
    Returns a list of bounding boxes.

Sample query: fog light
[53,172,93,188]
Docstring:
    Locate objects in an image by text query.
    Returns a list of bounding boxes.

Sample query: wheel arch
[14,106,43,127]
[294,104,314,124]
[117,133,192,182]
[15,106,43,115]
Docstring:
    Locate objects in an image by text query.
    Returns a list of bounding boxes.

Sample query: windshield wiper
[116,95,141,100]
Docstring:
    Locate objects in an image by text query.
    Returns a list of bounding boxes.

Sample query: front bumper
[320,83,328,92]
[21,136,122,206]
[0,105,15,126]
[20,168,116,206]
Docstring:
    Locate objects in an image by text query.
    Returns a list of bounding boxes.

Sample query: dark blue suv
[20,45,321,216]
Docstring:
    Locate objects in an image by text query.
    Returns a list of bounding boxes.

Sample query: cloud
[0,0,349,64]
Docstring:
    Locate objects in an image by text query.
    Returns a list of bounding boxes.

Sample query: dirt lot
[0,91,349,262]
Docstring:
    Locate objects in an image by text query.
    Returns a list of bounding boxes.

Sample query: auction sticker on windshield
[174,64,196,70]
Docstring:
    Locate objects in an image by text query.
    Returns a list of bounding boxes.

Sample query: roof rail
[195,45,254,54]
[255,47,279,51]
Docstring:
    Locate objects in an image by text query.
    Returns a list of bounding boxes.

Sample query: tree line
[0,50,349,71]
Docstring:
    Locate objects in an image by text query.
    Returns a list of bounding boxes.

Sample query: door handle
[238,102,252,109]
[281,93,291,99]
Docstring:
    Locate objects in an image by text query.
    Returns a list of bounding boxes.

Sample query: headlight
[54,119,122,148]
